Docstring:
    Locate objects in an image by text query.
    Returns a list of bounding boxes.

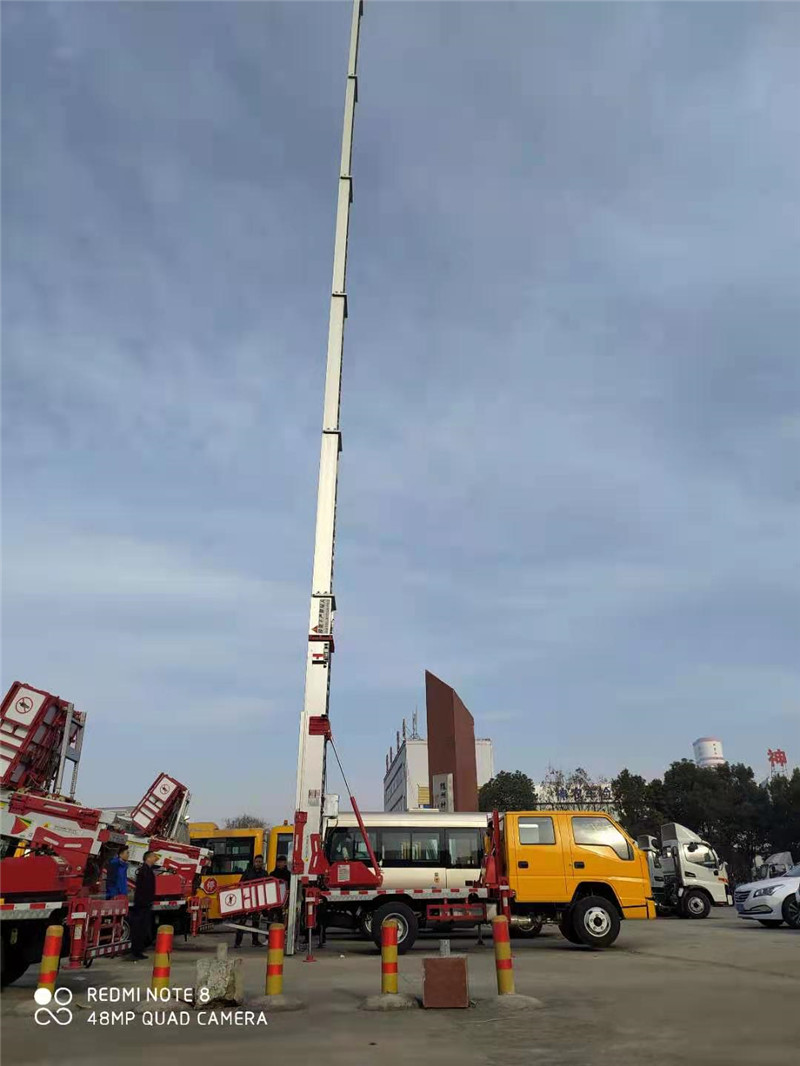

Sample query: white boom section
[287,0,364,955]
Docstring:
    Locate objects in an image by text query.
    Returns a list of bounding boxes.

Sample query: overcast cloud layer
[3,1,799,821]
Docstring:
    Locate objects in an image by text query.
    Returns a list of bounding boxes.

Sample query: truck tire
[370,902,418,954]
[558,912,582,944]
[781,893,800,930]
[570,896,620,949]
[681,890,711,919]
[0,941,29,988]
[359,911,373,938]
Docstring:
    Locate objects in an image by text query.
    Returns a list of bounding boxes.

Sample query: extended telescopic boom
[286,0,365,955]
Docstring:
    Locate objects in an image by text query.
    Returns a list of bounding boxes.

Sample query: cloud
[3,1,799,814]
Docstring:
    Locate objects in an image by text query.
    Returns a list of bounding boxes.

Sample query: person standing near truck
[234,854,267,948]
[105,847,130,899]
[130,850,158,960]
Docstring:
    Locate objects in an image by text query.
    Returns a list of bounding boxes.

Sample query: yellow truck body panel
[503,810,654,917]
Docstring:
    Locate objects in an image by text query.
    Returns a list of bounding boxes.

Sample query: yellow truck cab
[502,810,656,947]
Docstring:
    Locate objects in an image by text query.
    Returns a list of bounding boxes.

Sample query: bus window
[327,828,377,863]
[378,829,442,867]
[379,829,408,863]
[193,836,254,875]
[445,828,484,868]
[411,830,440,864]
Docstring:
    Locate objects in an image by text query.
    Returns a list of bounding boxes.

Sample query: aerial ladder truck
[0,681,211,986]
[216,0,656,955]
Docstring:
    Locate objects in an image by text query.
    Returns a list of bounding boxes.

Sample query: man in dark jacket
[269,855,290,884]
[106,847,130,899]
[269,855,291,924]
[234,854,266,948]
[130,850,158,960]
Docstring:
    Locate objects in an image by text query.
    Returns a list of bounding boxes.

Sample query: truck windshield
[684,844,717,868]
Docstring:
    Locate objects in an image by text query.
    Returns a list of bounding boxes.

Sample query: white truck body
[638,823,731,917]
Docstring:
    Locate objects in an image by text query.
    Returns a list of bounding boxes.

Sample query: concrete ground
[1,912,797,1066]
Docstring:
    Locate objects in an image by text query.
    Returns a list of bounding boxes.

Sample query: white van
[323,810,487,891]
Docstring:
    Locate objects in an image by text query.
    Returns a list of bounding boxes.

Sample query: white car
[734,863,800,928]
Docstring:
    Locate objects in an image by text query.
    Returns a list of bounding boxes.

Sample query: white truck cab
[638,822,731,918]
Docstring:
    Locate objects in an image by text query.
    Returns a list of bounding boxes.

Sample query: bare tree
[223,814,269,830]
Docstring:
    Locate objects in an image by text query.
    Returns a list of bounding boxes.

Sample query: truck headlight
[753,885,780,898]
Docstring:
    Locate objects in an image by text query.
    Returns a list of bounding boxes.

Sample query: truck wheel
[758,919,784,928]
[781,894,800,930]
[0,942,29,988]
[359,912,373,938]
[570,897,620,949]
[558,910,582,944]
[512,915,543,938]
[681,890,711,919]
[370,902,418,954]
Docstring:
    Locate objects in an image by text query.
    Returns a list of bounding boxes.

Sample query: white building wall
[383,746,407,812]
[383,739,430,812]
[383,738,493,811]
[475,739,495,788]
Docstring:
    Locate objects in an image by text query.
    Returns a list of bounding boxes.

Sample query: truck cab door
[507,814,569,903]
[567,815,644,912]
[681,844,729,904]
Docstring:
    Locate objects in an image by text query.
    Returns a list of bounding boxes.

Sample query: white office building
[383,733,495,813]
[475,738,495,788]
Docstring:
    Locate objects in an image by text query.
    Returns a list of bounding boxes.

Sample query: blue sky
[3,1,799,823]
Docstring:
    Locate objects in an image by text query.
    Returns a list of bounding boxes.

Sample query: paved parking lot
[2,912,797,1066]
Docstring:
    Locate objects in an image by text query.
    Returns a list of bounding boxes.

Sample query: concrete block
[422,955,469,1009]
[194,945,244,1007]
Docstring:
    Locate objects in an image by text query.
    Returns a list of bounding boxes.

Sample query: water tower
[693,737,726,769]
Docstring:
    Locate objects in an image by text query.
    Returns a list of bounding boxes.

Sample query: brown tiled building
[425,670,479,811]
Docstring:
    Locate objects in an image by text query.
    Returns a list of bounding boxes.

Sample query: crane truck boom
[286,0,364,954]
[279,0,657,956]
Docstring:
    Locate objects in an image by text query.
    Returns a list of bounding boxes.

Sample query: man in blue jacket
[106,847,130,899]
